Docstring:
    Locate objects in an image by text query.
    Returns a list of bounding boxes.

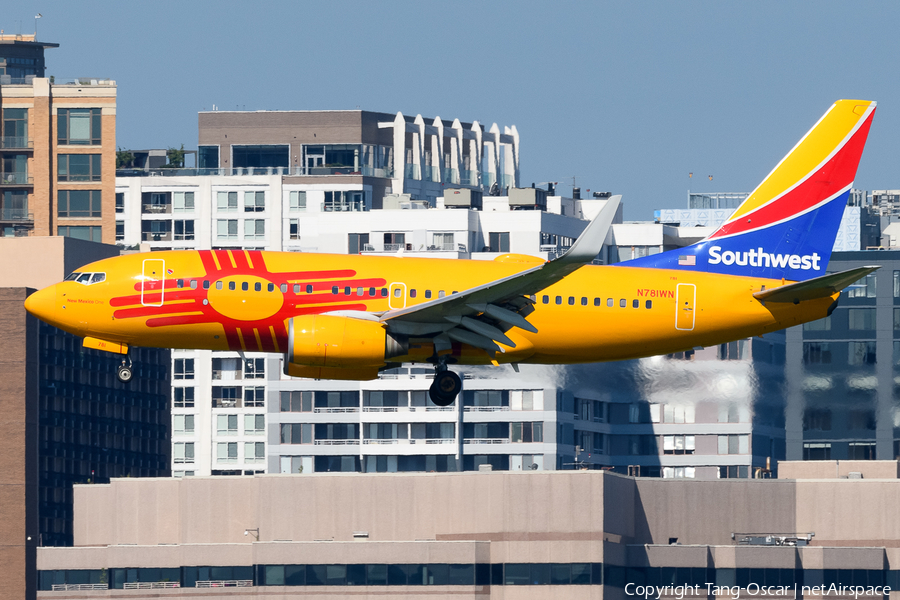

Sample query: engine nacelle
[284,315,406,374]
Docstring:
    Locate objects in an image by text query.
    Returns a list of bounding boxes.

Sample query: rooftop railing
[196,580,252,588]
[116,165,393,178]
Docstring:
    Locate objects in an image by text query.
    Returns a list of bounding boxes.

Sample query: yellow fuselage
[31,249,835,365]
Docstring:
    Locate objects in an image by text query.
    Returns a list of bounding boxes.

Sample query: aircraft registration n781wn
[25,100,879,405]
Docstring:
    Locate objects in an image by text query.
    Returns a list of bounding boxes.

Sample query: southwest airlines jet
[25,100,878,406]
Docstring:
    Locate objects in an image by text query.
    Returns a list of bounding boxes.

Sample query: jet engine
[284,315,407,380]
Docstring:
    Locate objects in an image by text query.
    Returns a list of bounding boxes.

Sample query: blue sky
[6,1,900,219]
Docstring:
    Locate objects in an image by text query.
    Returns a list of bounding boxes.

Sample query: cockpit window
[71,272,107,285]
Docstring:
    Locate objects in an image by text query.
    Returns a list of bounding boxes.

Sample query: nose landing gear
[116,355,133,383]
[429,362,462,407]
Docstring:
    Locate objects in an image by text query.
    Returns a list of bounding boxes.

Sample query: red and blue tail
[627,100,876,281]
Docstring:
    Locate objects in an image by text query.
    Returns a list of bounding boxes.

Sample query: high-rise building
[1,35,117,243]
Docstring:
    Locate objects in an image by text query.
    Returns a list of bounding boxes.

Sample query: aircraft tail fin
[627,100,876,281]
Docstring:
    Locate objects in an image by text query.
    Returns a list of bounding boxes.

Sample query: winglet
[753,266,880,303]
[556,195,620,265]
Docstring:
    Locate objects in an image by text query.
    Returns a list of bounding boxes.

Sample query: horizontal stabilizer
[753,266,881,303]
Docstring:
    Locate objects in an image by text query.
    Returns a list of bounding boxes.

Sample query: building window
[280,391,313,412]
[232,144,289,169]
[174,442,194,463]
[244,219,265,240]
[663,435,695,455]
[510,422,543,443]
[281,423,313,444]
[212,386,240,408]
[652,404,696,424]
[173,191,194,213]
[848,442,876,460]
[216,219,238,239]
[174,387,194,408]
[662,467,695,479]
[489,232,510,253]
[847,273,876,298]
[217,191,238,211]
[848,308,876,330]
[115,192,124,213]
[849,341,876,366]
[245,442,265,463]
[198,145,219,169]
[803,442,831,460]
[57,189,102,217]
[718,434,749,455]
[115,221,124,242]
[3,107,28,143]
[217,414,238,435]
[803,315,831,331]
[244,414,265,435]
[174,414,195,435]
[324,190,365,212]
[803,342,831,364]
[57,108,101,145]
[141,220,172,242]
[244,358,265,379]
[57,154,101,181]
[243,191,265,212]
[174,220,194,241]
[719,466,750,479]
[57,226,101,242]
[174,358,194,380]
[244,387,265,408]
[349,233,370,254]
[289,219,300,240]
[289,191,307,212]
[217,442,238,463]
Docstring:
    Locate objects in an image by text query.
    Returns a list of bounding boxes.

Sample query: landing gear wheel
[429,370,462,407]
[116,365,133,383]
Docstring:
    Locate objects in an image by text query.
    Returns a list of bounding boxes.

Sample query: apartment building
[0,35,117,243]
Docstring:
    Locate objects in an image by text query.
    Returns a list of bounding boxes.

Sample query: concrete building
[0,237,171,600]
[1,36,117,243]
[33,464,900,596]
[0,32,57,82]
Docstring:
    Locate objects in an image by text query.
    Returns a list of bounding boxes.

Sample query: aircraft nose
[25,285,58,322]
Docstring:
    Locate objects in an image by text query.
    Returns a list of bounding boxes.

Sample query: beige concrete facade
[33,471,900,597]
[1,77,117,243]
[0,235,120,289]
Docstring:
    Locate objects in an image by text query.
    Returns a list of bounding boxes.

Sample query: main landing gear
[116,355,133,383]
[429,361,462,407]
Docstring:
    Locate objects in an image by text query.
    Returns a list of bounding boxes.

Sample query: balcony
[142,203,172,214]
[141,231,173,242]
[423,165,440,182]
[460,169,478,186]
[314,439,360,445]
[464,438,510,445]
[0,171,32,186]
[404,163,421,181]
[0,207,34,222]
[0,136,33,150]
[442,167,459,185]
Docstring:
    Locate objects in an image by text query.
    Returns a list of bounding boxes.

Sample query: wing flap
[753,266,880,303]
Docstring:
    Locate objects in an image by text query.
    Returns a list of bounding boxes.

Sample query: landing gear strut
[429,362,462,407]
[117,355,133,383]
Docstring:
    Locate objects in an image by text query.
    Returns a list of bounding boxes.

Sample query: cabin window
[203,281,210,290]
[344,287,351,295]
[646,300,652,309]
[555,296,562,305]
[568,297,575,305]
[607,298,613,307]
[425,290,432,299]
[253,282,261,292]
[410,289,417,298]
[581,297,587,306]
[393,288,402,298]
[268,283,275,292]
[307,285,313,294]
[542,295,549,304]
[190,280,197,289]
[381,288,388,297]
[619,299,626,308]
[242,282,249,291]
[90,273,106,284]
[594,298,601,306]
[633,299,639,308]
[357,287,364,296]
[281,284,287,293]
[216,281,223,290]
[438,291,446,298]
[369,287,376,296]
[229,282,236,291]
[176,279,184,288]
[76,273,92,284]
[332,286,339,295]
[65,272,80,281]
[293,284,300,294]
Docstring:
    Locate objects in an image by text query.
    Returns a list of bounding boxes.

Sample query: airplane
[25,99,878,406]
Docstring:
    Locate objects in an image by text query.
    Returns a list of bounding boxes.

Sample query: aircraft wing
[374,196,620,354]
[753,265,881,304]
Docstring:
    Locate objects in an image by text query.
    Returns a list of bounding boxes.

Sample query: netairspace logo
[625,583,890,600]
[708,246,822,271]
